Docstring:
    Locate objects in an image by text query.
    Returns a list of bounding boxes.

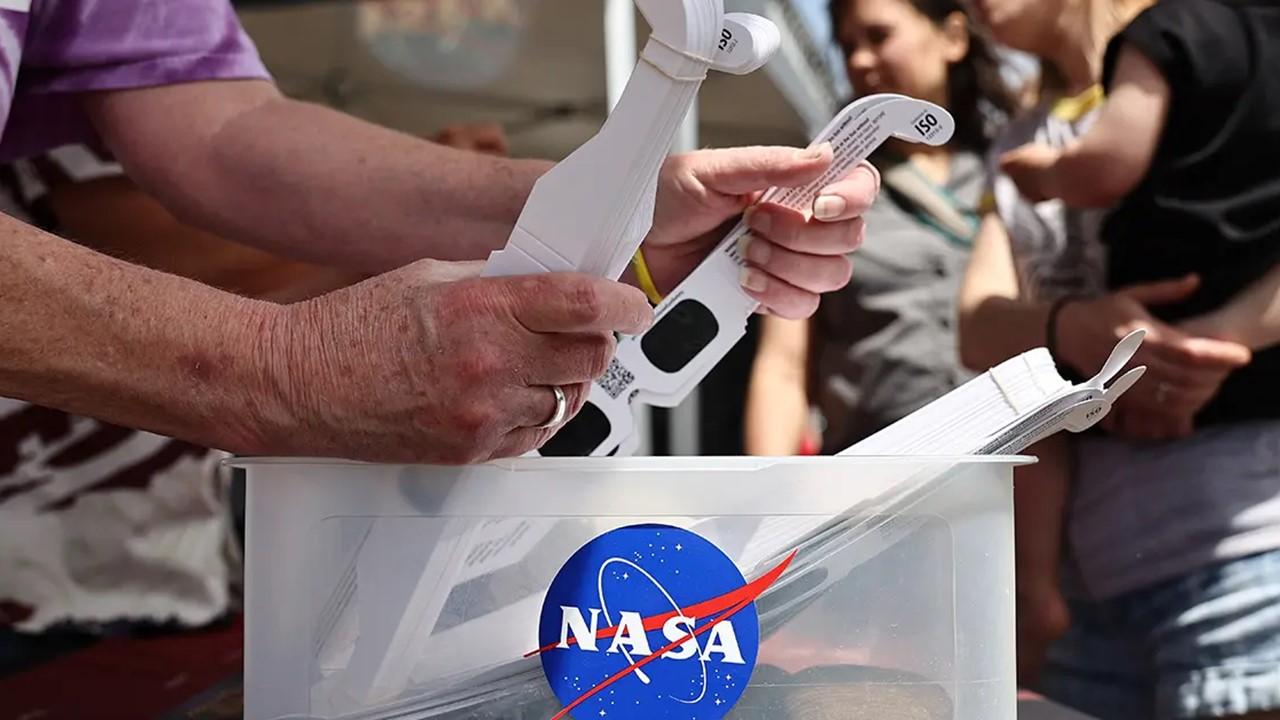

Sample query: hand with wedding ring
[537,385,569,429]
[267,259,652,464]
[1052,275,1251,441]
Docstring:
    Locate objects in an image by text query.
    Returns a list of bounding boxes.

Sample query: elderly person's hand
[268,260,652,464]
[1053,275,1251,441]
[641,145,879,318]
[261,146,878,463]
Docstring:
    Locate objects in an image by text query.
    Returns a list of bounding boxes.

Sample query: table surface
[0,614,1098,719]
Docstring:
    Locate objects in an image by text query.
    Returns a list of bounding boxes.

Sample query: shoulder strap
[880,159,978,246]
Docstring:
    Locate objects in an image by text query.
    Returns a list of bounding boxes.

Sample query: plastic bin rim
[225,454,1036,470]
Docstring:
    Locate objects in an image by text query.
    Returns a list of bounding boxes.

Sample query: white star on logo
[725,674,733,682]
[715,698,723,706]
[622,572,629,580]
[599,710,607,717]
[675,544,683,551]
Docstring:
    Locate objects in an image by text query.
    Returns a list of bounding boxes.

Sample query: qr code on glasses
[597,358,635,399]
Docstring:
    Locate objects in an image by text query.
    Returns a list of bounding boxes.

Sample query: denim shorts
[1040,549,1280,719]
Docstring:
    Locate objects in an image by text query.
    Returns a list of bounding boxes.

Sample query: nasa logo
[531,524,794,720]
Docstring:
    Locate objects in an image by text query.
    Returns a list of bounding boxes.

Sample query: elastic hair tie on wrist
[632,248,664,305]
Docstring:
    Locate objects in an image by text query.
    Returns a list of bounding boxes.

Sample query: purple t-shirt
[0,0,270,161]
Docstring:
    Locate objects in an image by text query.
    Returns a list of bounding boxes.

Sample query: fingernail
[746,208,772,236]
[798,142,830,161]
[737,234,771,265]
[813,195,847,221]
[740,267,767,293]
[857,162,881,190]
[636,306,654,332]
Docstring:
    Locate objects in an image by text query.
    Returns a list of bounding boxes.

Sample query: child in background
[999,0,1280,659]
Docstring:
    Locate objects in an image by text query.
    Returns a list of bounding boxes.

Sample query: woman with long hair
[746,0,1016,456]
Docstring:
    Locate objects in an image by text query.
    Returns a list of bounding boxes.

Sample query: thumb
[686,144,833,196]
[1119,274,1200,306]
[1177,335,1252,368]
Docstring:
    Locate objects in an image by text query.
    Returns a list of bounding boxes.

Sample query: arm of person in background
[1055,275,1251,440]
[744,315,811,455]
[433,122,511,157]
[1180,263,1280,352]
[956,211,1250,441]
[997,45,1169,208]
[956,212,1050,371]
[45,173,361,303]
[994,45,1258,439]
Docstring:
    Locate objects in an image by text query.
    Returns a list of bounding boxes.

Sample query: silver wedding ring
[537,385,568,429]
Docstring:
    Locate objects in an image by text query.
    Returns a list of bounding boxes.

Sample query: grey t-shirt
[813,151,982,453]
[993,93,1280,599]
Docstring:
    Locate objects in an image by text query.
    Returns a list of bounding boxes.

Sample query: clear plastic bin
[235,455,1026,720]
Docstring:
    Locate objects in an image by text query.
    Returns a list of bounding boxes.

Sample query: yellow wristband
[632,248,664,305]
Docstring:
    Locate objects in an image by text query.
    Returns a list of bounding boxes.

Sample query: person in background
[962,0,1280,717]
[433,122,510,157]
[744,0,1016,455]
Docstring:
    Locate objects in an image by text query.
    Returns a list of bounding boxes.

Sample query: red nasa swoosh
[531,549,797,720]
[526,549,795,657]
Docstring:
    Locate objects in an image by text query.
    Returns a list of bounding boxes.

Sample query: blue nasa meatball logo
[534,524,787,720]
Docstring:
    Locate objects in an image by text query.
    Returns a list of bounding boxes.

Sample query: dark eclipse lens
[640,299,719,373]
[540,402,613,456]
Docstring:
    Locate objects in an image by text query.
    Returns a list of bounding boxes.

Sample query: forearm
[958,296,1053,371]
[1188,264,1280,351]
[957,214,1049,369]
[745,315,811,455]
[0,213,292,452]
[1047,145,1129,208]
[86,81,551,272]
[47,176,363,302]
[744,364,809,455]
[1051,46,1168,208]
